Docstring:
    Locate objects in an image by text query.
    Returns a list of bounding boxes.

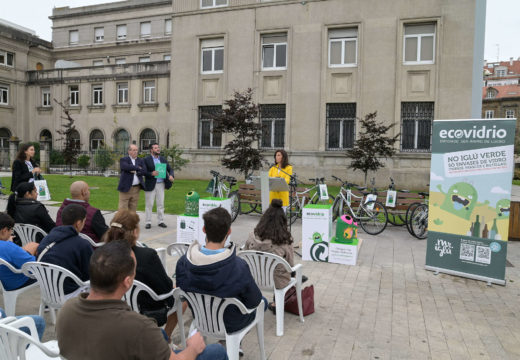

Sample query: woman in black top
[6,182,56,243]
[11,143,41,193]
[102,209,186,340]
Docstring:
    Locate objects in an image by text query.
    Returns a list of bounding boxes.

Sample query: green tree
[54,99,81,172]
[77,154,90,171]
[346,111,399,185]
[213,88,263,179]
[161,144,189,172]
[94,146,115,172]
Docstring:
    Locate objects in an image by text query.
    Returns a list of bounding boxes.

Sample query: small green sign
[155,163,167,179]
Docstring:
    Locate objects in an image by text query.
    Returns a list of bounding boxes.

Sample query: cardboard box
[302,204,333,261]
[176,215,199,244]
[197,197,232,246]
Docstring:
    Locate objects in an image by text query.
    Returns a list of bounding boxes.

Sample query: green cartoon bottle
[490,218,498,239]
[472,215,480,237]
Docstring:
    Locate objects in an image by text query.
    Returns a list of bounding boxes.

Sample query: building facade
[1,0,478,188]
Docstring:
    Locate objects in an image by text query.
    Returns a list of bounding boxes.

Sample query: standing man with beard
[143,143,174,229]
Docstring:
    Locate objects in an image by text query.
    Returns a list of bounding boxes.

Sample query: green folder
[155,163,167,179]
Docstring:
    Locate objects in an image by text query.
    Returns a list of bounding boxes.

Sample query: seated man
[0,307,46,341]
[0,212,38,291]
[57,240,228,360]
[176,207,264,333]
[37,204,93,294]
[56,181,108,243]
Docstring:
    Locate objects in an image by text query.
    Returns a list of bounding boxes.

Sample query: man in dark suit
[117,144,145,212]
[143,143,174,229]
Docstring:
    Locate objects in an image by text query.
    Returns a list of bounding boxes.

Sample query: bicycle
[407,191,429,239]
[287,177,333,225]
[384,178,410,226]
[331,175,388,235]
[404,187,429,238]
[207,170,240,222]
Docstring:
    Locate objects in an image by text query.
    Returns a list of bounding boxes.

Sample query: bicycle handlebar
[309,177,325,184]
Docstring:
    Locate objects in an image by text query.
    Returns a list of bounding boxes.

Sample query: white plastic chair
[176,290,265,360]
[21,262,90,325]
[123,280,186,347]
[78,233,104,248]
[0,258,40,316]
[0,317,61,359]
[237,250,304,336]
[166,243,190,258]
[13,224,47,247]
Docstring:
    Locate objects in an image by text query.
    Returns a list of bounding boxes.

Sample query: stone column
[39,140,51,173]
[8,138,20,169]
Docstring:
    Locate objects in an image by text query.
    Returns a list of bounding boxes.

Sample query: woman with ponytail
[102,209,185,341]
[6,182,55,242]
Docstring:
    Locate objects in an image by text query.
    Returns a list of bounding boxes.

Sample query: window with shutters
[328,28,357,67]
[140,22,151,38]
[403,23,435,64]
[69,30,79,45]
[94,27,104,42]
[201,38,224,74]
[116,24,127,40]
[261,34,287,70]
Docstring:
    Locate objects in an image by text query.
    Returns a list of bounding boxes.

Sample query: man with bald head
[56,181,108,243]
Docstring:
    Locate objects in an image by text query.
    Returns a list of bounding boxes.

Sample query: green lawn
[514,180,520,186]
[1,175,212,215]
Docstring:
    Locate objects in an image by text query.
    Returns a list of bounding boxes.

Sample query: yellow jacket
[268,165,293,206]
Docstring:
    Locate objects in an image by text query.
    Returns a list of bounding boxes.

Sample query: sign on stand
[176,215,199,244]
[197,197,232,246]
[302,204,333,262]
[425,119,516,285]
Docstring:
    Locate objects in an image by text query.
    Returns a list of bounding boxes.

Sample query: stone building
[1,0,479,188]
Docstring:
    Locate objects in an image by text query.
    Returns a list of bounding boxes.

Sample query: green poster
[426,119,516,285]
[155,163,167,179]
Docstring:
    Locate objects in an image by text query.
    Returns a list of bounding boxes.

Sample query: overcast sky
[1,0,519,62]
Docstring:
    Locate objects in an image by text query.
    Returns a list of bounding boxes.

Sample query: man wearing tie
[117,144,145,212]
[143,143,174,229]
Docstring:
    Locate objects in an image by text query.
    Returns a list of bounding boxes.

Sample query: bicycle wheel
[228,191,240,222]
[410,204,428,239]
[288,199,301,225]
[332,196,344,222]
[405,202,422,235]
[358,201,388,235]
[239,197,256,214]
[387,212,406,226]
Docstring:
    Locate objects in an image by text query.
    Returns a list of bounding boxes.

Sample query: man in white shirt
[117,144,145,211]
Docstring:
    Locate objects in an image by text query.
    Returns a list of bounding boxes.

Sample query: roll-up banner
[426,119,516,285]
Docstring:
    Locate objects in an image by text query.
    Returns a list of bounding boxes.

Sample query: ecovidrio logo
[439,125,507,139]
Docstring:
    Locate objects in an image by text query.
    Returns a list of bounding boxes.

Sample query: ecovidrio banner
[425,119,516,285]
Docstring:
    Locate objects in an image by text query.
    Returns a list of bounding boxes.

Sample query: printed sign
[318,184,329,201]
[176,215,198,244]
[386,190,397,207]
[425,119,515,285]
[197,198,231,246]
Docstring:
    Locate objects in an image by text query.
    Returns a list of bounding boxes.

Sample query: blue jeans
[175,343,228,360]
[0,308,46,341]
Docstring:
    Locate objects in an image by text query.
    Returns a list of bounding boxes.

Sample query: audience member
[6,182,55,243]
[56,181,108,243]
[56,240,228,360]
[176,207,265,334]
[10,143,41,193]
[0,307,46,341]
[0,212,38,291]
[117,144,145,212]
[143,143,174,229]
[102,209,184,340]
[37,204,93,294]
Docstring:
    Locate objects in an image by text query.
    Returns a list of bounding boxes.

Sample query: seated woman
[6,182,56,243]
[245,199,295,311]
[102,209,185,341]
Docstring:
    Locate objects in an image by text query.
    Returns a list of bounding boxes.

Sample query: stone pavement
[1,198,519,359]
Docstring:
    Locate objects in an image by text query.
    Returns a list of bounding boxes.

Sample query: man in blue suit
[117,144,145,212]
[143,143,174,229]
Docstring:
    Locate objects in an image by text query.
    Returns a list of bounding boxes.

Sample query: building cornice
[50,0,172,20]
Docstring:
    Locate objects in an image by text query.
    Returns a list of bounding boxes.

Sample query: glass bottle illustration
[482,223,489,239]
[467,222,474,236]
[472,215,481,238]
[490,218,498,240]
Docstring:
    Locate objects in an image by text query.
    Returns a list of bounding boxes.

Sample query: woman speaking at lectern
[268,149,292,207]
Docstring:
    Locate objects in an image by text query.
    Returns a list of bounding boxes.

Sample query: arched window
[69,130,81,150]
[139,128,157,151]
[89,129,105,151]
[40,129,52,150]
[114,129,130,153]
[0,128,11,148]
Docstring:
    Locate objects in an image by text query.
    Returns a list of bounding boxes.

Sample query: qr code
[475,246,491,264]
[459,243,475,261]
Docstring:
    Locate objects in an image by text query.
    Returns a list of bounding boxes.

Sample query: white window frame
[140,22,151,38]
[163,55,171,61]
[117,83,129,104]
[200,0,228,9]
[93,60,103,67]
[403,24,436,65]
[90,130,104,151]
[143,81,156,104]
[495,69,506,77]
[94,27,104,42]
[0,85,8,105]
[505,109,515,119]
[69,30,79,45]
[164,19,172,35]
[486,89,496,99]
[115,58,126,65]
[116,24,127,40]
[261,35,287,71]
[69,85,79,106]
[139,56,151,63]
[0,50,14,67]
[328,28,358,68]
[41,87,51,107]
[92,84,103,105]
[485,110,494,119]
[201,46,224,74]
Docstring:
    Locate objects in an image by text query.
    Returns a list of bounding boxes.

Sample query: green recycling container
[185,191,200,216]
[335,214,358,243]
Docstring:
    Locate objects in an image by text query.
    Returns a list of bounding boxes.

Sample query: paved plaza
[1,194,519,359]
